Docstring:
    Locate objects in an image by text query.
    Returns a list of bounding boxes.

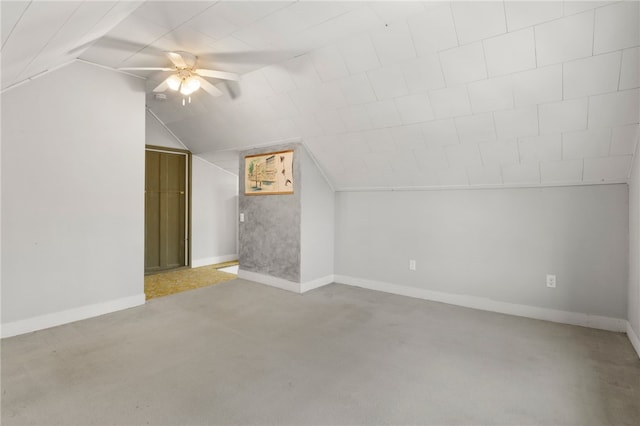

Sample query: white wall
[1,61,146,336]
[335,185,629,327]
[145,111,238,267]
[628,143,640,355]
[300,147,334,283]
[191,157,238,267]
[145,110,185,150]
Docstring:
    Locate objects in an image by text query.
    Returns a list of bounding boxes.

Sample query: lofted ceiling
[2,1,639,190]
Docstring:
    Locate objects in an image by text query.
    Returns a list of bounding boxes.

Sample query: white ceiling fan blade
[153,77,172,92]
[195,69,240,82]
[118,67,173,71]
[196,76,223,97]
[166,52,187,68]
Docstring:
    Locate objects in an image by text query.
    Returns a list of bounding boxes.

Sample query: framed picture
[244,150,294,195]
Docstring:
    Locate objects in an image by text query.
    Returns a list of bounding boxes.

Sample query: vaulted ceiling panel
[562,52,623,99]
[541,159,584,184]
[502,162,540,185]
[439,42,487,86]
[535,11,594,66]
[483,28,536,77]
[1,1,30,46]
[503,1,562,31]
[451,1,506,44]
[2,0,638,188]
[519,135,562,164]
[593,1,639,54]
[620,47,640,90]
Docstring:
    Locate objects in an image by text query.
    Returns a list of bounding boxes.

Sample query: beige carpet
[144,261,238,300]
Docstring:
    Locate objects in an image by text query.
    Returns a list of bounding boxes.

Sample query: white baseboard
[237,269,300,293]
[191,254,238,268]
[237,269,333,294]
[334,275,627,332]
[300,275,335,293]
[1,294,146,339]
[627,322,640,359]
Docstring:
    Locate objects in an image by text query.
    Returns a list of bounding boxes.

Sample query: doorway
[145,146,191,274]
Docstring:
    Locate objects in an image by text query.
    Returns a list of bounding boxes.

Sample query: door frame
[145,145,192,271]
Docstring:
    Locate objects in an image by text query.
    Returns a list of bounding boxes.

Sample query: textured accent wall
[238,144,301,282]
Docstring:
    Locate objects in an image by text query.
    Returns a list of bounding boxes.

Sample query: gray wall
[2,61,145,324]
[239,143,301,282]
[300,148,334,282]
[629,150,640,341]
[335,185,629,319]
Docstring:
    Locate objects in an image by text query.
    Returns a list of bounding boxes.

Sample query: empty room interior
[2,0,640,424]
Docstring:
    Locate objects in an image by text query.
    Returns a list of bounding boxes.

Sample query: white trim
[192,254,238,268]
[335,180,628,192]
[334,275,627,332]
[627,322,640,359]
[237,269,333,294]
[1,294,145,339]
[0,60,77,94]
[238,269,301,293]
[238,137,302,152]
[75,59,147,80]
[300,275,335,293]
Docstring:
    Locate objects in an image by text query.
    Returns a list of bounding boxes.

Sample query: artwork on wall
[244,150,294,195]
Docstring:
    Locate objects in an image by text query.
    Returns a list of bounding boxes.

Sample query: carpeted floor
[144,261,238,300]
[2,280,639,425]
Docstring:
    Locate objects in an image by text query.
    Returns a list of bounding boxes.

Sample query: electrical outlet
[409,259,416,271]
[240,213,245,222]
[546,274,556,288]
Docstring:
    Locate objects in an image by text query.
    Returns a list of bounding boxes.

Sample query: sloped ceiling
[2,1,639,190]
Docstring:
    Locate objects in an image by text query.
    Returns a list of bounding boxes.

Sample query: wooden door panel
[145,191,161,269]
[145,149,188,273]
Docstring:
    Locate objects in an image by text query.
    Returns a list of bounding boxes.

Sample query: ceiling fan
[118,51,240,102]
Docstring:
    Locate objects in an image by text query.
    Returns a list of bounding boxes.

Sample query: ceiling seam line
[0,59,76,94]
[145,106,190,151]
[120,2,222,66]
[1,0,32,50]
[15,2,83,81]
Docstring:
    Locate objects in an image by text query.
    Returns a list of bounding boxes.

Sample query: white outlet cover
[546,274,556,288]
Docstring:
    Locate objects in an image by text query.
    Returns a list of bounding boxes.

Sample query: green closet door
[145,150,187,273]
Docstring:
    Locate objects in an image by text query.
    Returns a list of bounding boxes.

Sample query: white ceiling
[2,1,639,190]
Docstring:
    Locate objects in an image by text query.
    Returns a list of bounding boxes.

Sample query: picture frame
[244,150,294,195]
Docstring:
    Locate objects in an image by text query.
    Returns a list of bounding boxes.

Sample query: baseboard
[300,274,335,293]
[191,254,238,268]
[627,322,640,359]
[237,269,301,292]
[237,269,333,294]
[334,275,627,332]
[1,294,146,339]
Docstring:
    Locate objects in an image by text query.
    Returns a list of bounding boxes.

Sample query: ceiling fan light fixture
[180,76,200,95]
[128,51,239,101]
[167,74,181,91]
